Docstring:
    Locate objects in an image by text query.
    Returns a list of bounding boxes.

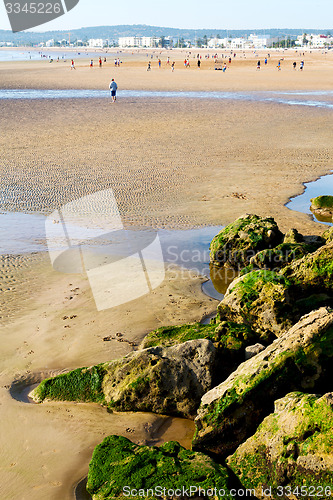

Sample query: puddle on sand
[74,477,92,500]
[286,171,333,226]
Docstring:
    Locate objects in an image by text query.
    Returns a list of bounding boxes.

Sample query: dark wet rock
[210,214,283,269]
[227,392,333,499]
[193,308,333,457]
[31,339,216,419]
[87,436,233,500]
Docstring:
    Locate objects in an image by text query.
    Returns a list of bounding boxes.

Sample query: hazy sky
[0,0,332,31]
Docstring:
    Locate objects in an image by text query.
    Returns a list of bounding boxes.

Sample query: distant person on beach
[300,60,304,71]
[171,61,175,72]
[71,60,75,70]
[222,63,227,72]
[147,62,151,71]
[277,60,281,70]
[90,60,93,68]
[158,59,161,68]
[99,57,102,67]
[257,60,260,70]
[293,61,297,70]
[229,57,231,63]
[109,79,118,102]
[264,57,268,65]
[197,59,201,68]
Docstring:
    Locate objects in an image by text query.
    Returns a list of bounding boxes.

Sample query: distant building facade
[88,38,107,48]
[296,33,333,48]
[118,36,172,48]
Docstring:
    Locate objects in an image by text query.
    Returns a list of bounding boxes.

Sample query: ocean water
[0,88,333,109]
[286,172,333,226]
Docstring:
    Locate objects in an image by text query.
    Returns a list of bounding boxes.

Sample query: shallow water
[0,210,224,299]
[286,171,333,226]
[1,88,333,109]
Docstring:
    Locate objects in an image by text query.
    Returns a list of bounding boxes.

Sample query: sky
[0,0,332,31]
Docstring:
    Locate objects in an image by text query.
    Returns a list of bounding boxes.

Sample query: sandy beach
[1,48,333,499]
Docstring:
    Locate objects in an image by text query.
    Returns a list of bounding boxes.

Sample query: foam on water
[0,88,333,109]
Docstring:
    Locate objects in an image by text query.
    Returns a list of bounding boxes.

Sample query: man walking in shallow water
[109,79,118,103]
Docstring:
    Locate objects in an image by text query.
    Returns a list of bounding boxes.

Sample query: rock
[249,242,319,271]
[227,392,333,499]
[143,320,260,383]
[245,343,265,360]
[283,228,304,244]
[86,436,233,500]
[282,241,333,292]
[192,308,333,457]
[217,270,294,339]
[310,195,333,217]
[210,214,283,269]
[322,226,333,243]
[31,339,217,419]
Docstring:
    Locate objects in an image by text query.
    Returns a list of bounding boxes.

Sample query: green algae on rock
[87,436,233,500]
[310,195,333,218]
[143,320,258,382]
[282,241,333,292]
[249,242,320,271]
[31,339,216,419]
[192,308,333,457]
[217,270,294,339]
[209,214,283,269]
[227,392,333,499]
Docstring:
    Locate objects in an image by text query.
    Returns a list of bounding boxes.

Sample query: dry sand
[1,48,333,499]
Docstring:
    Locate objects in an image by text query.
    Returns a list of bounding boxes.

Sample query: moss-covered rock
[31,339,216,419]
[322,226,333,243]
[143,320,259,383]
[311,195,333,218]
[283,228,304,244]
[282,241,333,292]
[210,214,283,269]
[249,242,319,271]
[217,270,294,339]
[87,436,233,500]
[193,308,333,457]
[227,392,333,499]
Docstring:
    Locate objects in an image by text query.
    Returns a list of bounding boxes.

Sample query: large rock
[87,436,233,500]
[310,195,333,218]
[193,308,333,457]
[217,270,295,339]
[143,320,258,382]
[227,392,333,499]
[282,241,333,292]
[210,214,283,269]
[31,339,216,419]
[249,242,319,271]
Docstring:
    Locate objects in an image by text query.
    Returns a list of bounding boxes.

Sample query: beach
[1,48,333,499]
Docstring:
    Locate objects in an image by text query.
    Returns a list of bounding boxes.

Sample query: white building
[88,38,106,48]
[118,36,161,48]
[45,39,54,47]
[296,33,333,48]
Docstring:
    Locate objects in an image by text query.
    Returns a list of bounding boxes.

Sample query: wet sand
[1,49,333,499]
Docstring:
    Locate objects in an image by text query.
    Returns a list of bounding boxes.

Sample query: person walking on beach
[109,79,118,102]
[300,60,304,71]
[257,60,261,70]
[158,58,161,68]
[264,57,268,65]
[197,59,201,68]
[99,57,102,68]
[293,61,297,70]
[147,61,151,71]
[90,59,93,68]
[171,61,175,72]
[277,60,281,70]
[71,59,75,70]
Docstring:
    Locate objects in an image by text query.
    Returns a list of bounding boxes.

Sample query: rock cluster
[32,214,333,499]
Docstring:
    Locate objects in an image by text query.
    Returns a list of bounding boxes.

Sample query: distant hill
[0,25,332,44]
